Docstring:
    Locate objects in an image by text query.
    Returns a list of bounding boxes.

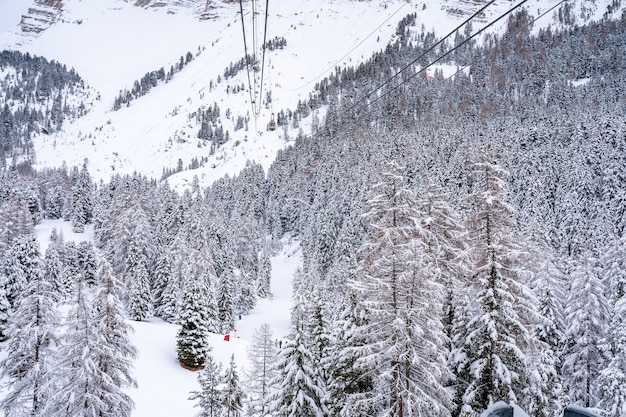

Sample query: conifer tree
[245,323,277,416]
[190,351,223,417]
[2,234,42,309]
[349,160,451,417]
[45,278,110,417]
[217,271,235,334]
[459,160,539,415]
[222,354,244,417]
[153,249,178,322]
[269,290,328,417]
[256,247,272,299]
[0,265,59,417]
[325,294,374,417]
[43,231,70,300]
[125,218,153,321]
[598,293,626,417]
[562,253,609,407]
[92,256,137,417]
[177,276,212,369]
[70,160,93,233]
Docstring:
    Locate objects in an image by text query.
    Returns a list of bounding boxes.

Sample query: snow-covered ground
[127,238,300,417]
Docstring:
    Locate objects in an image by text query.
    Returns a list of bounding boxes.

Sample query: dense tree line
[0,50,91,163]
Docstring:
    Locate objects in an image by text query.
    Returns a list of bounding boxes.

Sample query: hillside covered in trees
[1,6,626,417]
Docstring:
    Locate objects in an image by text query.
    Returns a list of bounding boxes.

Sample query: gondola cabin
[267,114,276,131]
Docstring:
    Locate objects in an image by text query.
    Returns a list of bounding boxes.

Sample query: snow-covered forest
[2,0,626,416]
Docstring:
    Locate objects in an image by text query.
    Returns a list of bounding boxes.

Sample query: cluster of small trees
[112,51,195,110]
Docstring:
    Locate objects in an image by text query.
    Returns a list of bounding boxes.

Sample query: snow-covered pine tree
[217,270,236,334]
[256,247,272,299]
[190,350,223,417]
[244,323,277,417]
[222,354,244,417]
[597,234,626,415]
[0,196,34,258]
[325,293,375,417]
[125,214,153,321]
[0,263,59,417]
[459,160,539,415]
[92,256,137,417]
[43,230,70,300]
[562,253,609,408]
[349,160,452,417]
[2,234,42,309]
[597,294,626,417]
[177,275,212,370]
[153,248,178,322]
[70,160,93,233]
[269,290,328,417]
[525,242,566,417]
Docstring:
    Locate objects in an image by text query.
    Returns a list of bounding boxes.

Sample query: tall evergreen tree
[562,253,609,408]
[125,210,153,321]
[92,256,137,417]
[45,278,111,417]
[222,354,244,417]
[190,350,223,417]
[269,290,328,417]
[177,276,212,369]
[459,160,539,415]
[0,265,59,417]
[70,161,93,233]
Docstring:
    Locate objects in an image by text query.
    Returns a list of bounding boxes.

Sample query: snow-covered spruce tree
[2,234,42,309]
[269,290,328,417]
[70,160,93,233]
[562,253,609,408]
[325,293,375,417]
[153,248,179,322]
[125,216,153,321]
[597,235,626,415]
[0,265,59,417]
[244,323,277,417]
[190,350,224,417]
[598,292,626,417]
[525,251,566,417]
[92,256,137,417]
[256,246,272,299]
[348,160,452,417]
[222,354,244,417]
[177,275,212,370]
[459,160,539,415]
[217,270,236,333]
[419,181,470,341]
[43,230,71,300]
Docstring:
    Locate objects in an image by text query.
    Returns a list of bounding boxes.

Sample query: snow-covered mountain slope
[0,0,620,190]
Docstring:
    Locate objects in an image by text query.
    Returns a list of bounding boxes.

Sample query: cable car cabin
[267,115,277,131]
